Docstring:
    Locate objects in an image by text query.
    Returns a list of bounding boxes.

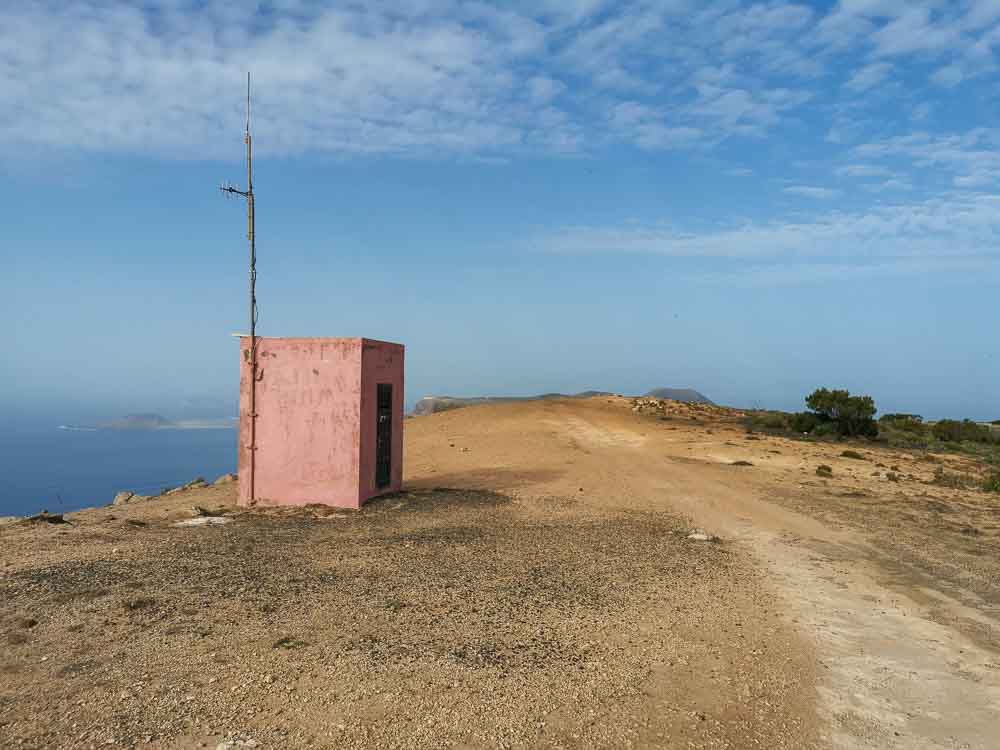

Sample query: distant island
[59,413,236,431]
[99,413,173,430]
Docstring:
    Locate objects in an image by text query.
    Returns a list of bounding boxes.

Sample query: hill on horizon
[412,391,612,416]
[644,388,715,405]
[412,387,713,416]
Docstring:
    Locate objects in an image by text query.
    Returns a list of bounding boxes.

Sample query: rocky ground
[3,395,998,748]
[1,474,812,748]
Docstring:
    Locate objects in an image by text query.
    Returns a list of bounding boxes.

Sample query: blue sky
[3,0,999,423]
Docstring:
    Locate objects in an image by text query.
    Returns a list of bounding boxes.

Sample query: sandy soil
[406,397,1000,749]
[2,396,998,748]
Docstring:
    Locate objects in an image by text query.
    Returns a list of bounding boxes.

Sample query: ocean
[0,425,238,517]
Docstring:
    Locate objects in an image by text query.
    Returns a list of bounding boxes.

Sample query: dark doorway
[375,383,392,488]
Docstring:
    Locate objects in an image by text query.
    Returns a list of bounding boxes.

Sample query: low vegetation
[931,419,994,443]
[741,389,1000,487]
[983,472,1000,493]
[930,467,975,489]
[747,388,877,439]
[805,388,878,438]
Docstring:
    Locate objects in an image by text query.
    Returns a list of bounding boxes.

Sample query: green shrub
[880,414,927,435]
[754,412,788,430]
[789,411,821,433]
[816,465,833,478]
[984,472,1000,493]
[765,413,789,429]
[812,421,839,438]
[841,450,865,460]
[881,413,923,423]
[931,467,973,489]
[746,412,788,431]
[878,426,931,450]
[931,419,991,443]
[805,388,878,438]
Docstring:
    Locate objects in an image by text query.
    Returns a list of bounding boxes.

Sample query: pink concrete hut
[237,337,404,509]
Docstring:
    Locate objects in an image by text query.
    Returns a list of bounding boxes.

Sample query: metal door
[376,384,392,488]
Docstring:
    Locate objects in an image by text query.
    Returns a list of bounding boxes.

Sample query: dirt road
[405,397,1000,749]
[2,396,998,748]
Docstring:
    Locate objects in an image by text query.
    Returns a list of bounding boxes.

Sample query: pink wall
[237,337,404,509]
[359,339,405,503]
[238,337,362,508]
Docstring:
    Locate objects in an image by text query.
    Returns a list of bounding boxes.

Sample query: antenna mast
[221,72,258,504]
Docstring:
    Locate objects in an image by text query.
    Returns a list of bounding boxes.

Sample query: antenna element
[220,72,259,505]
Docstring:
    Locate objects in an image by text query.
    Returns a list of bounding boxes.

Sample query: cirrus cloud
[2,0,994,161]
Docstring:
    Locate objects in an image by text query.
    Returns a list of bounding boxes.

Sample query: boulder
[174,516,232,527]
[216,739,258,750]
[214,473,238,485]
[163,478,208,496]
[113,491,135,506]
[113,491,152,505]
[687,528,718,542]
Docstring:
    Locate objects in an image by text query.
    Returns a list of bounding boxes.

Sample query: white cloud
[695,88,760,124]
[871,7,962,57]
[526,76,566,103]
[854,129,1000,186]
[811,0,923,51]
[687,256,993,286]
[835,164,892,177]
[814,9,876,50]
[690,85,811,136]
[814,0,999,96]
[931,64,966,87]
[0,2,550,157]
[632,124,703,150]
[962,0,1000,30]
[607,101,702,150]
[954,173,996,188]
[865,178,913,191]
[536,194,1000,285]
[845,62,892,92]
[826,116,870,145]
[784,185,843,199]
[0,0,994,163]
[610,101,657,128]
[0,0,843,159]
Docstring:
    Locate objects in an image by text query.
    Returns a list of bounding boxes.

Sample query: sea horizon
[0,422,238,518]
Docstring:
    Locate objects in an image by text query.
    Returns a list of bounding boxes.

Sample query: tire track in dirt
[406,397,1000,749]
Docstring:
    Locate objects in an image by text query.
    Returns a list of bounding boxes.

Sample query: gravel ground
[0,484,815,749]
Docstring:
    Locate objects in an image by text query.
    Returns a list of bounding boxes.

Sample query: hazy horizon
[5,1,1000,427]
[6,374,998,430]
